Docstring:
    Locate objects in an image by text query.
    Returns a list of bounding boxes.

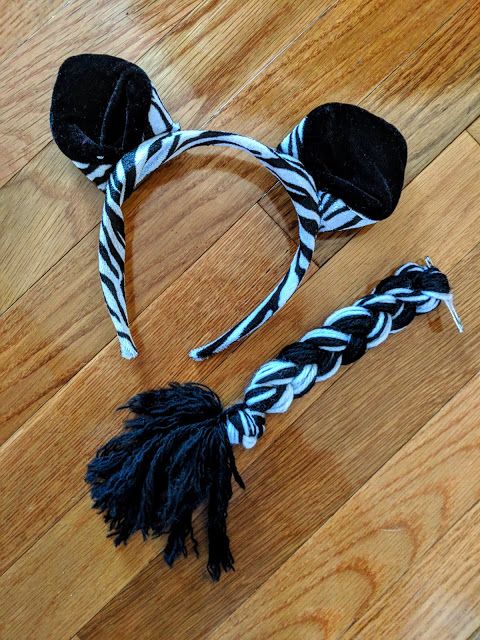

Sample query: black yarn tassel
[86,383,244,580]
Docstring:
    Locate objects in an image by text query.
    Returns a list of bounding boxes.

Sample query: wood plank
[2,0,459,313]
[0,0,337,312]
[0,226,106,437]
[0,0,202,186]
[0,0,338,188]
[259,0,480,259]
[0,0,465,440]
[259,184,357,268]
[1,133,477,639]
[0,0,63,59]
[469,117,480,144]
[138,0,335,129]
[343,500,480,640]
[0,494,161,640]
[0,208,315,640]
[2,119,476,441]
[206,374,480,640]
[0,143,104,315]
[0,206,311,572]
[78,212,480,640]
[362,0,480,183]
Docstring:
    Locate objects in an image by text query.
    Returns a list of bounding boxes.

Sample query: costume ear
[278,103,407,220]
[50,54,177,179]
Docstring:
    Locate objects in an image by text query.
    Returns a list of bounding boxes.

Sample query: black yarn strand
[86,383,244,580]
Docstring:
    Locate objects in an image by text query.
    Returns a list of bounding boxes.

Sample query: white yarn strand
[224,259,462,448]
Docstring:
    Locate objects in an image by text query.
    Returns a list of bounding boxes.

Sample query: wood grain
[362,0,480,183]
[2,2,479,638]
[0,0,339,187]
[344,500,480,640]
[0,0,338,313]
[0,0,201,185]
[0,494,162,640]
[259,0,480,256]
[78,196,480,640]
[0,209,316,640]
[0,144,103,314]
[259,184,358,268]
[2,131,475,640]
[0,0,466,444]
[469,117,480,144]
[138,0,336,128]
[0,0,63,59]
[207,374,480,640]
[0,206,308,573]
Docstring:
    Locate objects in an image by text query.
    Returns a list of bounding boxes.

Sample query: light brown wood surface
[469,117,480,144]
[1,0,469,314]
[0,1,479,639]
[209,374,480,639]
[1,0,476,441]
[0,0,63,58]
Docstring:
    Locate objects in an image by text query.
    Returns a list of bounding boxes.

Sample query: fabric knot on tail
[223,404,265,448]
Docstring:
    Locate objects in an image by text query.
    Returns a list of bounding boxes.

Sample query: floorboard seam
[203,368,480,640]
[0,203,294,449]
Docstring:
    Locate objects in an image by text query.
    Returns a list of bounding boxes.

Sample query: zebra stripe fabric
[278,117,377,233]
[76,87,377,361]
[224,260,459,448]
[71,86,179,191]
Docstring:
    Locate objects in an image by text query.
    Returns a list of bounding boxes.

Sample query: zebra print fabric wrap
[80,89,376,360]
[278,119,377,232]
[224,259,460,448]
[71,85,179,190]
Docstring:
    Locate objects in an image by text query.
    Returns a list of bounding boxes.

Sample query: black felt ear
[298,103,407,220]
[50,54,152,164]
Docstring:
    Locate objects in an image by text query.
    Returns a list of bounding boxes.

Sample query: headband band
[50,54,407,360]
[86,258,462,579]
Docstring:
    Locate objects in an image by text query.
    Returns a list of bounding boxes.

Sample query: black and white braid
[224,259,459,447]
[86,259,462,579]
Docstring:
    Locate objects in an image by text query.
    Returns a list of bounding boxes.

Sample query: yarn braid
[224,259,458,448]
[87,259,462,579]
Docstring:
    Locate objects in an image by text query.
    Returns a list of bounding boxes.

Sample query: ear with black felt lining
[50,53,158,165]
[279,103,407,221]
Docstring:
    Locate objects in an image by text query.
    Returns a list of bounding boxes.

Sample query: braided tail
[86,259,462,579]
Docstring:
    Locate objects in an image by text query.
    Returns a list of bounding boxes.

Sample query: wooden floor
[1,1,480,638]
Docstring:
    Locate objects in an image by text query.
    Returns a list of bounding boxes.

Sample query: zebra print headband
[50,54,407,360]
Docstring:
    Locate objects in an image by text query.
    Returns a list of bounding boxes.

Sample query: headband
[50,54,407,360]
[86,258,462,579]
